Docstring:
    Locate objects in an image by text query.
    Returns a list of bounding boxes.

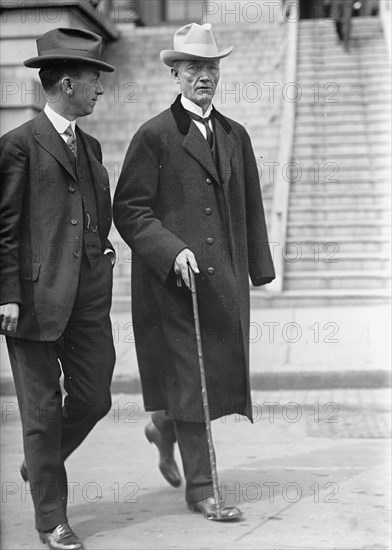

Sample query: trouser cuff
[35,508,67,532]
[186,483,214,505]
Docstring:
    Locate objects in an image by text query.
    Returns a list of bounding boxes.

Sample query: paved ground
[1,303,391,549]
[1,389,391,550]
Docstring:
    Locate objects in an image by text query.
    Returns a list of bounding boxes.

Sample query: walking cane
[188,264,222,520]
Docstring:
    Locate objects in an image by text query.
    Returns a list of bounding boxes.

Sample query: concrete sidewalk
[1,304,390,395]
[1,388,390,549]
[1,304,391,548]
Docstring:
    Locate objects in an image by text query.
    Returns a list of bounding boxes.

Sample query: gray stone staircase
[277,16,391,306]
[81,15,391,310]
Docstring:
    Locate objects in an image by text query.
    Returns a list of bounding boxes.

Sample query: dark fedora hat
[24,27,115,72]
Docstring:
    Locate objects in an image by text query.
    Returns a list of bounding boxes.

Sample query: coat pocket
[20,262,41,282]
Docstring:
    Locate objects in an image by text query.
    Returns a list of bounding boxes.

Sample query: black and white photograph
[0,1,391,549]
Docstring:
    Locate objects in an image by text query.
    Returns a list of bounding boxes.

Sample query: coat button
[73,252,79,258]
[69,186,75,193]
[205,208,212,215]
[71,219,78,225]
[206,178,212,185]
[206,237,214,245]
[207,267,215,275]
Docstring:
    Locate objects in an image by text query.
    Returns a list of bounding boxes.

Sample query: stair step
[293,144,391,157]
[296,111,390,123]
[298,56,390,67]
[111,296,132,313]
[111,276,131,296]
[284,253,390,272]
[295,122,390,134]
[288,205,390,222]
[292,154,390,167]
[289,192,391,207]
[296,100,391,112]
[250,289,391,308]
[287,220,390,238]
[288,183,390,195]
[283,237,390,253]
[288,168,391,184]
[299,47,388,60]
[284,270,391,290]
[297,66,390,80]
[293,132,390,144]
[296,77,391,90]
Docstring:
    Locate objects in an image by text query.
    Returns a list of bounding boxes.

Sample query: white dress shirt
[181,96,213,140]
[44,104,76,141]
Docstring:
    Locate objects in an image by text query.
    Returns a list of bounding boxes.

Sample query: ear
[171,68,180,83]
[61,76,73,95]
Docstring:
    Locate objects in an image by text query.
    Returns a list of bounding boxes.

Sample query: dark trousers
[151,411,214,504]
[6,253,115,531]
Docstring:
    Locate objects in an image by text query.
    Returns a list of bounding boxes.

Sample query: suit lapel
[76,127,109,192]
[34,112,77,181]
[76,126,111,242]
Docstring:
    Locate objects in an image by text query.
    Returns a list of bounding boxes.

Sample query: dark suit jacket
[0,111,113,341]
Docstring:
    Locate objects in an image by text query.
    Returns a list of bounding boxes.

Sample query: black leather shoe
[20,461,28,482]
[38,523,84,550]
[145,421,181,487]
[188,496,243,521]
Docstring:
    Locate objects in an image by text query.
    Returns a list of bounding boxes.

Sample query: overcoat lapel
[171,94,224,183]
[213,115,234,187]
[33,112,77,181]
[182,124,221,183]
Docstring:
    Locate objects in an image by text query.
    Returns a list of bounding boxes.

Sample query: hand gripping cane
[188,264,222,520]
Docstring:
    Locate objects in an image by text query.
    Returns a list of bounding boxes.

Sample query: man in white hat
[0,28,116,549]
[114,23,275,521]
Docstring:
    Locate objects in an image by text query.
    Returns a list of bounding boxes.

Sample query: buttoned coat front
[114,95,275,422]
[0,112,113,341]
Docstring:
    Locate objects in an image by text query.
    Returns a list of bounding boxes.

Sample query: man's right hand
[0,303,20,333]
[174,249,199,290]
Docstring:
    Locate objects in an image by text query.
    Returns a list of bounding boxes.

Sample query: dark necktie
[186,111,214,148]
[64,124,77,157]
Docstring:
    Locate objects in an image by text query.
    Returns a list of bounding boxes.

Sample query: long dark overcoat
[0,112,113,341]
[114,95,275,422]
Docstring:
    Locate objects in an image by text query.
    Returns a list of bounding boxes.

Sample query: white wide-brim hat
[160,23,233,67]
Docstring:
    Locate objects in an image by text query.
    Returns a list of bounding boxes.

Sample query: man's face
[67,67,104,117]
[173,59,220,112]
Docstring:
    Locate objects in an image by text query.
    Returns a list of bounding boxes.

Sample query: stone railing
[379,0,391,63]
[265,4,299,293]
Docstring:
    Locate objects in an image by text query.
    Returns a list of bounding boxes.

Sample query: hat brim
[160,46,233,67]
[24,54,115,72]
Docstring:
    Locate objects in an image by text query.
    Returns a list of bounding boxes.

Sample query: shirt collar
[181,95,213,119]
[44,104,77,134]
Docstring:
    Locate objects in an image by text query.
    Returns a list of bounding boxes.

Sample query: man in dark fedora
[0,28,116,549]
[114,23,275,521]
